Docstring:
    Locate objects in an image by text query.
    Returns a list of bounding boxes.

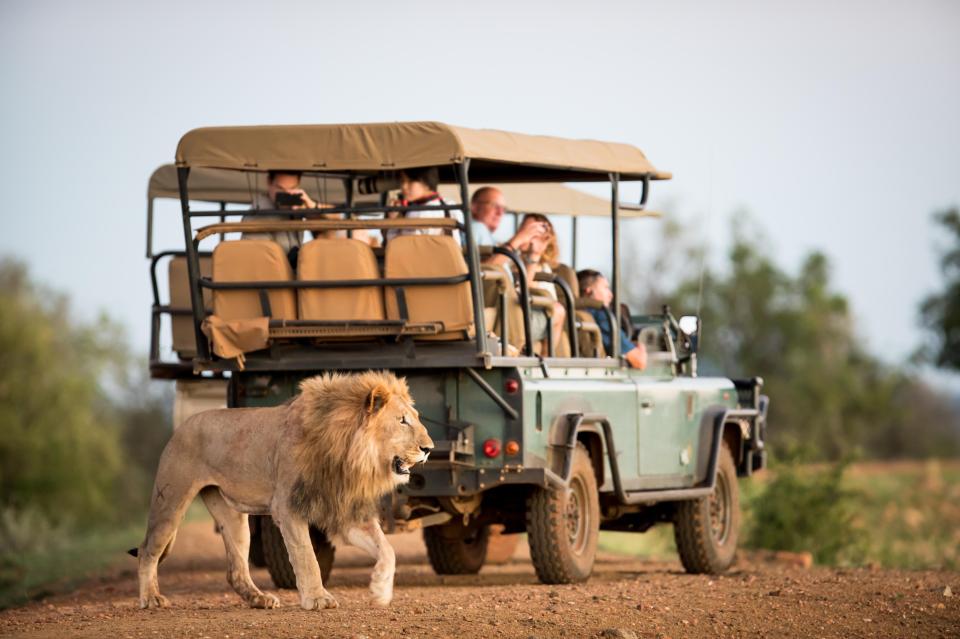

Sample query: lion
[130,370,433,610]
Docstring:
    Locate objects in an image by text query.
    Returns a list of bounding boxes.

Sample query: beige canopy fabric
[148,163,355,205]
[175,122,671,182]
[149,163,656,218]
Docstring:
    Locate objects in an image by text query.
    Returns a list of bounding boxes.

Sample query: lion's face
[366,386,434,485]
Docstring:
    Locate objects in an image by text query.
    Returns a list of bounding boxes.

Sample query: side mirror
[678,315,700,355]
[678,315,699,337]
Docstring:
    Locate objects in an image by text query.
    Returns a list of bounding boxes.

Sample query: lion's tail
[126,530,177,564]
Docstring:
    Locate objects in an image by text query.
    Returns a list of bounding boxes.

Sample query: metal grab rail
[185,201,469,218]
[194,216,462,241]
[491,246,535,356]
[533,272,579,358]
[197,273,469,290]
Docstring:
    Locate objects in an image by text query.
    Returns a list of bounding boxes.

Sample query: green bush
[744,456,865,565]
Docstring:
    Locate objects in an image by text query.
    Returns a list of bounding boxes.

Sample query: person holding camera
[384,167,460,244]
[242,170,320,267]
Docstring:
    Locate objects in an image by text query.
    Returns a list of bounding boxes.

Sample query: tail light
[482,438,501,458]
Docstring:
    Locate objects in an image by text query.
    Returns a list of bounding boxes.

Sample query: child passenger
[576,269,647,370]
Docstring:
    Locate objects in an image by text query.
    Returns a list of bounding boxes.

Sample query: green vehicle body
[227,322,767,537]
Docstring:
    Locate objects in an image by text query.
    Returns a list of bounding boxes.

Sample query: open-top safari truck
[147,122,768,586]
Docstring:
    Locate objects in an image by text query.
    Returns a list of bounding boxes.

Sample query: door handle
[640,400,654,409]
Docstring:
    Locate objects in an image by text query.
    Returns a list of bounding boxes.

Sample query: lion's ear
[366,384,391,415]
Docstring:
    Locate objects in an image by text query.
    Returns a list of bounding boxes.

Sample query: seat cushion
[298,238,384,321]
[384,235,473,339]
[212,240,296,321]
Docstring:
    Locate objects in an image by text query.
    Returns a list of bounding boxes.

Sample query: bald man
[470,186,549,268]
[470,186,564,351]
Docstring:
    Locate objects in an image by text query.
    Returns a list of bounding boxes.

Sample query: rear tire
[526,444,599,584]
[260,516,335,589]
[423,522,489,574]
[248,516,266,568]
[674,441,740,574]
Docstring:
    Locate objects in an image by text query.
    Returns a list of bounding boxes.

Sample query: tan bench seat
[385,235,473,341]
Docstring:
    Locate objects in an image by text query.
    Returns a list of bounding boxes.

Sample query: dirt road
[1,520,957,639]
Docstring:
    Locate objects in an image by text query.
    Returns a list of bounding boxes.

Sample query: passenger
[242,170,320,268]
[576,269,648,370]
[469,187,564,352]
[384,167,459,243]
[469,187,548,261]
[516,214,566,352]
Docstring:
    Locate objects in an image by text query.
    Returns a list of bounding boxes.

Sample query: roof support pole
[610,173,621,359]
[178,166,210,360]
[457,160,488,361]
[571,215,579,270]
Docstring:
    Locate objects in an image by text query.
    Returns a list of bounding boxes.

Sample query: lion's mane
[288,371,412,535]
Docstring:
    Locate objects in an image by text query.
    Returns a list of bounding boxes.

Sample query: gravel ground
[1,520,957,639]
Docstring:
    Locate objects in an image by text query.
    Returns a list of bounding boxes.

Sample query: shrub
[744,457,865,565]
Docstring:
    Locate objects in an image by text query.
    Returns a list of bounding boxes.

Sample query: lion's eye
[400,415,409,426]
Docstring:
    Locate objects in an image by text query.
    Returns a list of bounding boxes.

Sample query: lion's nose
[420,446,433,454]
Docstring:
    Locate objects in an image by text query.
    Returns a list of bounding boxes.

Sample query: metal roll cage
[157,162,649,372]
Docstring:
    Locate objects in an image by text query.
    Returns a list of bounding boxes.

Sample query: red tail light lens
[504,378,520,394]
[483,438,502,458]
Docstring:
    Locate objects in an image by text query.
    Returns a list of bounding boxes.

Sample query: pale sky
[1,0,959,371]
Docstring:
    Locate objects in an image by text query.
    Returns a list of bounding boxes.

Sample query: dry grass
[599,459,960,569]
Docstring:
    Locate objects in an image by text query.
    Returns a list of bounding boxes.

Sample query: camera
[356,175,401,195]
[274,191,305,207]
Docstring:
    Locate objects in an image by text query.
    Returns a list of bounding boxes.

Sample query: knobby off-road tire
[674,440,741,574]
[526,444,600,584]
[260,516,335,589]
[423,522,490,574]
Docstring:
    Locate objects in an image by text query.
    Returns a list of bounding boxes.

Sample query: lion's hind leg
[200,487,279,609]
[345,519,395,607]
[136,475,199,609]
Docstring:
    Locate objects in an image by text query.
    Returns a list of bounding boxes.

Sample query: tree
[0,258,171,527]
[662,219,960,460]
[919,208,960,371]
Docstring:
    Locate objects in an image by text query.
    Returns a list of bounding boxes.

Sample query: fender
[550,406,766,504]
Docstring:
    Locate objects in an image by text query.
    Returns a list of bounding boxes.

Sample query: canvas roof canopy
[148,164,659,219]
[175,121,671,183]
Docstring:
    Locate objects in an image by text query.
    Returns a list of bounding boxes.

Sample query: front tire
[423,522,489,574]
[260,516,335,589]
[674,441,740,574]
[526,443,599,584]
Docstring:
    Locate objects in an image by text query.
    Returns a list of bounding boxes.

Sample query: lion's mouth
[392,456,410,476]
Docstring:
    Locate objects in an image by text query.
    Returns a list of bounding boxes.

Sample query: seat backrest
[384,235,473,340]
[212,240,297,321]
[298,238,384,321]
[555,263,579,298]
[168,255,212,359]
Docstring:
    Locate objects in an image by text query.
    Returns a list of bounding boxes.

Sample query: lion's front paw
[301,591,339,610]
[139,593,170,609]
[248,592,280,609]
[370,583,393,607]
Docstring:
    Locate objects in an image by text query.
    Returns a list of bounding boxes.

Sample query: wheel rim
[565,476,589,555]
[709,470,732,546]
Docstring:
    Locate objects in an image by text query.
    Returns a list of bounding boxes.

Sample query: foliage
[918,208,960,371]
[744,454,865,565]
[659,219,960,460]
[0,257,171,608]
[0,258,126,526]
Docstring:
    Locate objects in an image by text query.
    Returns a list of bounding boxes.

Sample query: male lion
[131,371,433,610]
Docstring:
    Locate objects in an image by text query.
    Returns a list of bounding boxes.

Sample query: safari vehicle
[147,122,768,586]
